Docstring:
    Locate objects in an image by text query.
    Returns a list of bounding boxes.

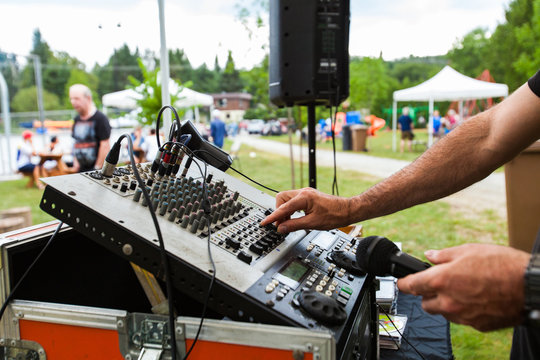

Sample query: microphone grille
[356,236,398,276]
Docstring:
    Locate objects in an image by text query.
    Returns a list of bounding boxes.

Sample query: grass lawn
[268,127,429,162]
[0,142,513,359]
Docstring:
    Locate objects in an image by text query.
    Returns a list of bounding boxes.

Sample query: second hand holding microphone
[356,236,431,278]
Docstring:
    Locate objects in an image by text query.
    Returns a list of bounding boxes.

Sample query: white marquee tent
[102,82,214,122]
[392,65,509,150]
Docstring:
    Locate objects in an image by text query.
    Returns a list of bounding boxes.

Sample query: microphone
[355,236,431,278]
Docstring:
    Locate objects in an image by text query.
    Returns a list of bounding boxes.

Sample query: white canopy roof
[391,66,508,150]
[393,65,508,102]
[102,82,214,110]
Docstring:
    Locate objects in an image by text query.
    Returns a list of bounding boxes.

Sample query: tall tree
[447,28,490,77]
[488,0,534,90]
[168,49,193,83]
[348,56,394,115]
[95,44,142,97]
[220,50,244,92]
[191,63,220,93]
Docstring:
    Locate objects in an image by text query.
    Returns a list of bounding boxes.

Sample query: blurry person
[141,128,160,162]
[16,130,43,189]
[210,109,227,148]
[131,126,145,163]
[69,84,111,172]
[41,135,62,175]
[432,110,442,141]
[398,106,414,152]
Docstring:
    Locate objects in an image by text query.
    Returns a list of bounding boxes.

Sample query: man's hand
[397,244,530,332]
[260,187,351,233]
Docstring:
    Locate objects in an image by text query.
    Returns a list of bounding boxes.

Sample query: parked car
[247,119,265,134]
[261,120,283,136]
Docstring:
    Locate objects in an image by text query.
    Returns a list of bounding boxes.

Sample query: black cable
[189,149,280,194]
[120,134,178,360]
[377,303,427,360]
[155,105,182,148]
[0,221,64,322]
[228,166,279,194]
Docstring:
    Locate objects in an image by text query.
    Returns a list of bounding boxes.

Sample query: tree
[348,56,394,115]
[11,86,62,112]
[191,63,220,93]
[240,55,268,107]
[19,29,53,89]
[168,49,193,83]
[488,0,534,90]
[95,44,142,97]
[447,28,490,77]
[220,50,244,92]
[513,1,540,82]
[128,59,182,126]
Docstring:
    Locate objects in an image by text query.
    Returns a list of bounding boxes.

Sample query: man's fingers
[276,214,319,233]
[397,266,444,297]
[425,245,468,264]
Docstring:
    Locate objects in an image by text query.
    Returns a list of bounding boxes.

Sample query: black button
[226,237,241,249]
[237,251,252,264]
[256,240,270,251]
[249,243,264,255]
[264,208,273,216]
[130,181,137,190]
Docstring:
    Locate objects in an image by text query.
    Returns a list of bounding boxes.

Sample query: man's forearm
[348,85,540,223]
[95,139,111,168]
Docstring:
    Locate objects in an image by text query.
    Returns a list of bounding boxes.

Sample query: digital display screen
[279,260,309,283]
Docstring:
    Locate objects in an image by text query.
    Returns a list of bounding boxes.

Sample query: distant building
[211,92,252,123]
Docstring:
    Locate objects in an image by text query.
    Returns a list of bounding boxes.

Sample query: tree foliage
[221,50,244,92]
[95,44,142,98]
[11,86,62,112]
[128,59,182,126]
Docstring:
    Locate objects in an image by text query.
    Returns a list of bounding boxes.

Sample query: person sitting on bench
[16,130,44,189]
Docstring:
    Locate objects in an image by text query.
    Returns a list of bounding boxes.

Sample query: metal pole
[428,98,434,147]
[0,72,13,174]
[298,106,303,188]
[287,107,295,189]
[307,104,316,189]
[158,0,172,132]
[33,55,46,148]
[392,100,397,152]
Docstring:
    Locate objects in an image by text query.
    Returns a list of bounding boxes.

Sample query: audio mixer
[40,156,376,359]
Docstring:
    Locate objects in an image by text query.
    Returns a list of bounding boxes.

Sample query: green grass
[0,143,513,359]
[224,142,513,360]
[268,128,429,162]
[0,179,54,225]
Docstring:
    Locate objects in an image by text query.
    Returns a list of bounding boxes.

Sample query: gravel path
[238,135,507,219]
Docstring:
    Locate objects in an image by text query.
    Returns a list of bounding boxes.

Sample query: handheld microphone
[180,120,232,171]
[355,236,431,278]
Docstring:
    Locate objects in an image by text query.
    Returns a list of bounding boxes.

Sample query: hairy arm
[350,83,540,223]
[262,83,540,232]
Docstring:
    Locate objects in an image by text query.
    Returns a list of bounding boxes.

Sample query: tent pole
[158,0,172,131]
[392,100,397,152]
[459,100,464,122]
[428,98,434,147]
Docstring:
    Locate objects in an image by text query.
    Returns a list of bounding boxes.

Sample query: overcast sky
[0,0,512,69]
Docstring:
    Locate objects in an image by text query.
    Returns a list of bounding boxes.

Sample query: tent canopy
[393,65,508,102]
[102,82,214,110]
[391,66,508,150]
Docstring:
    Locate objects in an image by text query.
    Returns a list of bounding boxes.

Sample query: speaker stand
[307,104,317,189]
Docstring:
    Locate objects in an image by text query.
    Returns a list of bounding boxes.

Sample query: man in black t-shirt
[262,71,540,358]
[69,84,111,172]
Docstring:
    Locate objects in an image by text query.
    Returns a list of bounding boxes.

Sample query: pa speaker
[269,0,350,107]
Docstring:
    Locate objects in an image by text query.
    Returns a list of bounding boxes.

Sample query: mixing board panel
[40,157,376,359]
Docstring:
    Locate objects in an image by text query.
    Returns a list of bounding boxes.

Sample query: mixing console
[40,155,376,359]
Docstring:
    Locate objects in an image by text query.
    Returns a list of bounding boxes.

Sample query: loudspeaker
[269,0,350,107]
